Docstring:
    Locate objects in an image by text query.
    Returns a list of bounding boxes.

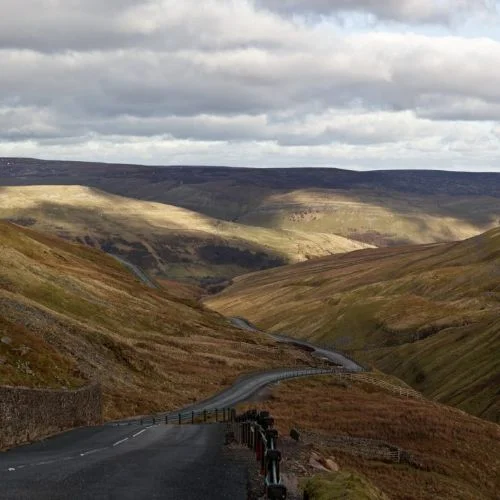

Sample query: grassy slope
[207,229,500,421]
[0,222,313,419]
[303,471,389,500]
[237,187,499,246]
[2,159,499,249]
[125,178,499,246]
[240,375,500,500]
[0,185,370,282]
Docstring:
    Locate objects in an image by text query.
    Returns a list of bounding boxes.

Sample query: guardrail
[229,409,287,500]
[336,372,423,399]
[110,367,349,428]
[114,407,237,427]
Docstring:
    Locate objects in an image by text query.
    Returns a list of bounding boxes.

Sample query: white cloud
[0,0,499,170]
[256,0,497,24]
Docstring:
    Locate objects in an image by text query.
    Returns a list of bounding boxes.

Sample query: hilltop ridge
[2,158,499,249]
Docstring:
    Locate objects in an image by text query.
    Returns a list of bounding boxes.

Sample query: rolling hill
[0,185,370,284]
[1,158,499,249]
[0,221,312,419]
[206,229,500,421]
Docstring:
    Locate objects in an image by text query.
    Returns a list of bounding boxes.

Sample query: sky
[1,0,500,171]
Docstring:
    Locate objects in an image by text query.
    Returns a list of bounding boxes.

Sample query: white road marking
[80,448,102,457]
[112,437,129,447]
[132,429,147,438]
[34,460,56,466]
[8,468,15,472]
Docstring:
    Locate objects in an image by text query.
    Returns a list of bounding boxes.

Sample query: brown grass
[240,375,500,500]
[0,221,315,420]
[208,229,500,420]
[0,185,371,282]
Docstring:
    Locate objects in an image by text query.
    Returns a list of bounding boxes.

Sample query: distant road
[0,367,336,499]
[231,317,364,372]
[109,254,158,289]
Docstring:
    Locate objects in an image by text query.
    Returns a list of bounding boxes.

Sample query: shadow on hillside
[1,162,499,231]
[0,199,288,282]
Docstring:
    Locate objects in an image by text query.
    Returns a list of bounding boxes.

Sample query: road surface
[0,261,364,498]
[110,254,158,289]
[231,317,363,372]
[0,367,335,499]
[0,424,245,500]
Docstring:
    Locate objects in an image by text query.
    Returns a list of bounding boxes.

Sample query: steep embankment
[0,185,370,283]
[0,222,312,419]
[207,229,500,421]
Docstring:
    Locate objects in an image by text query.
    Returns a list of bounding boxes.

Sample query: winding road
[0,262,363,499]
[231,317,363,372]
[0,368,345,499]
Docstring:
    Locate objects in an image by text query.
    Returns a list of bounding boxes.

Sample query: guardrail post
[204,409,207,423]
[266,429,278,449]
[178,413,181,425]
[165,414,168,425]
[267,484,287,500]
[215,408,218,422]
[192,411,195,424]
[223,408,226,422]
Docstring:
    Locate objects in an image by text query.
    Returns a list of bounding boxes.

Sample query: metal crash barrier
[231,409,287,500]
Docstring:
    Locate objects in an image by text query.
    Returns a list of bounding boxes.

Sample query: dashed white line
[112,437,129,447]
[132,429,147,438]
[34,460,56,466]
[80,448,102,457]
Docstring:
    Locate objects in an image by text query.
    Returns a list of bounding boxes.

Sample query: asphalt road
[109,254,159,289]
[0,367,335,499]
[231,317,363,371]
[0,424,246,500]
[0,262,363,498]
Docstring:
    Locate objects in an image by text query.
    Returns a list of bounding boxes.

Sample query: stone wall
[0,383,102,450]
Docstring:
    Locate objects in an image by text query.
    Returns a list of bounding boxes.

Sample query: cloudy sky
[1,0,500,170]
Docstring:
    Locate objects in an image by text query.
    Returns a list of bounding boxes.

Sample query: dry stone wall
[0,383,102,450]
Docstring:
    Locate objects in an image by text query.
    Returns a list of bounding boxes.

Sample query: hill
[0,222,312,419]
[1,158,499,248]
[206,229,500,421]
[0,185,370,284]
[239,374,500,499]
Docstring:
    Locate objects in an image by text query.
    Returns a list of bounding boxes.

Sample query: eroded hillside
[0,222,312,419]
[206,229,500,421]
